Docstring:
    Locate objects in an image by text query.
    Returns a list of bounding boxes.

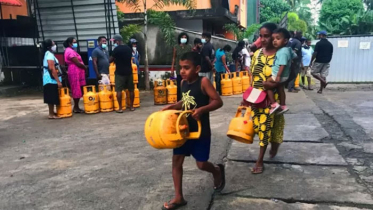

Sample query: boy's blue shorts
[173,136,211,162]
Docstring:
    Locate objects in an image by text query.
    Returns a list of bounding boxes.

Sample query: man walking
[301,39,314,90]
[92,36,109,82]
[288,31,303,93]
[200,32,214,84]
[110,34,135,112]
[311,31,333,94]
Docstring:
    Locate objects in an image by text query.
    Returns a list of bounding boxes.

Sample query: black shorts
[44,84,60,105]
[115,74,134,92]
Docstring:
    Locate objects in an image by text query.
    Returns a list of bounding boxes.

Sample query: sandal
[130,107,135,111]
[317,90,322,94]
[251,166,264,174]
[116,110,124,114]
[214,164,226,193]
[162,201,188,210]
[48,115,62,119]
[73,109,84,113]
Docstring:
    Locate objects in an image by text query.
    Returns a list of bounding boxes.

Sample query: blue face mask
[102,44,107,49]
[114,43,118,47]
[201,39,206,44]
[72,43,78,48]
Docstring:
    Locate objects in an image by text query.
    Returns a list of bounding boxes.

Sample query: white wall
[175,20,203,32]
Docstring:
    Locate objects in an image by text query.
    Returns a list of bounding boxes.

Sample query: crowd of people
[41,34,140,118]
[40,24,333,210]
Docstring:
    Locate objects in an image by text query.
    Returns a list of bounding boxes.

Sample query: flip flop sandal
[73,110,84,113]
[317,90,322,94]
[162,201,188,210]
[130,108,136,111]
[116,110,124,114]
[214,164,226,193]
[251,166,264,174]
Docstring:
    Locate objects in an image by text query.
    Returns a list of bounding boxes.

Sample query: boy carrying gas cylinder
[161,52,225,210]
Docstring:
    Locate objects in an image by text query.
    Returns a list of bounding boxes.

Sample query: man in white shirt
[301,39,314,90]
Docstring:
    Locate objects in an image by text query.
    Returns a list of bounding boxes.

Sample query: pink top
[64,47,85,74]
[253,37,262,49]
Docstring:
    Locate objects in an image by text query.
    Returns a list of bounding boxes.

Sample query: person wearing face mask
[171,32,192,101]
[200,32,215,84]
[63,37,87,113]
[42,39,63,119]
[109,34,135,113]
[130,38,141,78]
[92,36,110,82]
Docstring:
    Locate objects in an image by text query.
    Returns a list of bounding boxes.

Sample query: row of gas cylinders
[153,79,177,105]
[56,85,140,118]
[144,106,254,149]
[221,71,252,96]
[109,59,138,85]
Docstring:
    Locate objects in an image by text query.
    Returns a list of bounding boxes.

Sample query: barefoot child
[162,52,225,210]
[265,28,294,114]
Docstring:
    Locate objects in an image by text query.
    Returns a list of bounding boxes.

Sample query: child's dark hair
[63,37,75,48]
[194,38,202,45]
[180,52,202,67]
[178,32,189,44]
[273,28,291,40]
[223,45,232,52]
[202,32,212,39]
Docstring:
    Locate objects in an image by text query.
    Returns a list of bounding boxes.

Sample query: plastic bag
[99,74,110,85]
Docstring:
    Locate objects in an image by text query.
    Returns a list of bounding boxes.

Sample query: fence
[327,35,373,83]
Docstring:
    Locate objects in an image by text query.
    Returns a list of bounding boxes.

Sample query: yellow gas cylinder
[221,73,233,96]
[112,85,126,111]
[227,106,255,144]
[241,71,250,92]
[83,86,100,114]
[166,79,177,104]
[213,73,216,89]
[154,80,167,105]
[98,84,114,112]
[295,73,300,89]
[232,72,242,95]
[144,110,201,149]
[132,58,138,84]
[109,63,115,85]
[57,87,72,118]
[134,84,140,108]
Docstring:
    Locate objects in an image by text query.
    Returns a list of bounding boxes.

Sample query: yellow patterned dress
[250,49,285,147]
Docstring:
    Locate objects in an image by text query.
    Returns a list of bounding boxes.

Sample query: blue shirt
[272,47,294,78]
[214,49,227,73]
[302,47,314,67]
[43,51,61,86]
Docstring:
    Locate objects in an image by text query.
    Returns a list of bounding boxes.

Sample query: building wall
[175,19,203,32]
[117,0,211,13]
[239,0,247,28]
[0,0,28,19]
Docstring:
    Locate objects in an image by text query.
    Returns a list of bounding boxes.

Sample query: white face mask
[133,47,137,52]
[180,38,187,44]
[51,45,57,52]
[201,39,206,44]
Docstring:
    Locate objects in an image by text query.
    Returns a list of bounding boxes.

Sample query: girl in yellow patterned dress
[250,23,285,174]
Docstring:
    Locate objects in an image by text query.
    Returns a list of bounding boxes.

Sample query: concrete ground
[0,84,372,210]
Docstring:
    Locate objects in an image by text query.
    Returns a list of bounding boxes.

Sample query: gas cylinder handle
[166,79,170,86]
[234,106,244,117]
[175,110,202,140]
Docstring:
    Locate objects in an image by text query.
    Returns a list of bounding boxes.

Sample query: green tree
[120,24,142,44]
[319,0,364,34]
[287,12,307,33]
[223,23,261,41]
[260,0,291,23]
[116,0,196,90]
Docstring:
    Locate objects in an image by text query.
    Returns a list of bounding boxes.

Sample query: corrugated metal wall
[328,36,373,82]
[36,0,119,52]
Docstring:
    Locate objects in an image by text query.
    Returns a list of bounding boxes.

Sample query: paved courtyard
[0,84,373,210]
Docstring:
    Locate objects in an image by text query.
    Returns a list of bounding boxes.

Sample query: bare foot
[162,198,187,210]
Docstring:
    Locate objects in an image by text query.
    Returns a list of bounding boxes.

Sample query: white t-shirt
[241,48,251,68]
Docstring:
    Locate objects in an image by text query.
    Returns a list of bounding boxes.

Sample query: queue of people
[42,34,140,118]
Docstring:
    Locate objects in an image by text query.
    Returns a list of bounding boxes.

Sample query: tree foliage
[260,0,291,23]
[120,24,142,43]
[319,0,364,32]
